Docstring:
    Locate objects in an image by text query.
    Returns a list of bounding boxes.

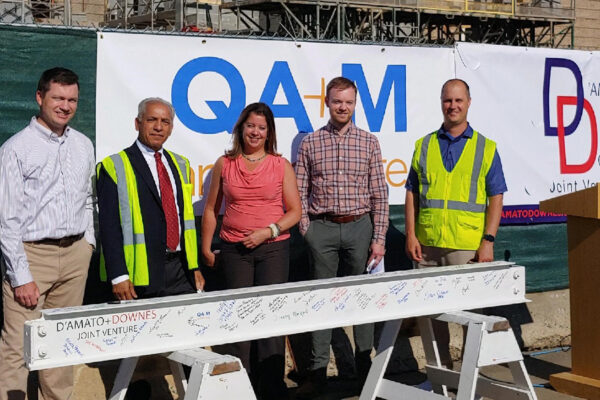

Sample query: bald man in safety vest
[404,79,507,367]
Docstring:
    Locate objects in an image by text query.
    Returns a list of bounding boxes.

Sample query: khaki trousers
[416,245,476,268]
[416,245,476,367]
[0,238,92,400]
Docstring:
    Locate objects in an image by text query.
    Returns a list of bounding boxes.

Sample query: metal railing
[221,0,576,20]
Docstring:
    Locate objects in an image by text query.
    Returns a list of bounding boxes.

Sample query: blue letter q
[171,57,246,134]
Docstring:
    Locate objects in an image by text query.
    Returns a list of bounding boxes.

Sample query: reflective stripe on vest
[110,154,147,246]
[165,150,199,271]
[413,130,496,250]
[99,150,198,286]
[418,132,487,213]
[98,152,148,285]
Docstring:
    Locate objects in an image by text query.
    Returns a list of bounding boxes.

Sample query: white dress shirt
[0,117,96,287]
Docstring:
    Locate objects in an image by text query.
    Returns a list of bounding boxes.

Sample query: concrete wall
[574,0,600,50]
[72,0,105,26]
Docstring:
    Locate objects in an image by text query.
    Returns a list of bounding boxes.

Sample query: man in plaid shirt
[295,76,389,397]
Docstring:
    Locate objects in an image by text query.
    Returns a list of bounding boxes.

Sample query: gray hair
[137,97,175,120]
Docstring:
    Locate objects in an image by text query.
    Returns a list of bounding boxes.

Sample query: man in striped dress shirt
[295,76,389,397]
[0,68,95,400]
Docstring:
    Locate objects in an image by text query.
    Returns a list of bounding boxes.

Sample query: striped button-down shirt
[295,122,389,244]
[0,117,96,287]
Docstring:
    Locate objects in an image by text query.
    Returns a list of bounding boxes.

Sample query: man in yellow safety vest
[405,79,507,366]
[97,97,204,300]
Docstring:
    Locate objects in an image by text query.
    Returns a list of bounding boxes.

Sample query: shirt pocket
[346,158,369,193]
[418,210,434,228]
[345,156,369,176]
[457,214,482,231]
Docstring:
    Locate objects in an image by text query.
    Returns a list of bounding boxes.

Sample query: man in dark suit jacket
[97,97,204,299]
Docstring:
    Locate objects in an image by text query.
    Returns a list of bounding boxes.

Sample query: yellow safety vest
[412,130,496,250]
[98,150,198,286]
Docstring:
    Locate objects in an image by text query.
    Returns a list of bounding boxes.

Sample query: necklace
[242,152,266,162]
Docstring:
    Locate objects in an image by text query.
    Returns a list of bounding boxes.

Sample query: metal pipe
[316,2,320,39]
[336,2,340,40]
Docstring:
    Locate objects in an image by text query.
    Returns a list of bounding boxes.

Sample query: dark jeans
[214,239,289,398]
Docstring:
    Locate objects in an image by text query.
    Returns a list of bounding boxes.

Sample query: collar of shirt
[30,116,70,143]
[325,120,356,137]
[437,123,473,142]
[136,139,163,157]
[135,140,181,251]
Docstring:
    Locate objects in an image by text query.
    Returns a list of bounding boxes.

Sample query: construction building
[0,0,598,49]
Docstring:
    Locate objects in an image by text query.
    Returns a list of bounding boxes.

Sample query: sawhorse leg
[418,317,449,397]
[360,318,403,400]
[108,356,140,400]
[360,312,538,400]
[168,348,256,400]
[361,318,449,400]
[107,350,256,400]
[456,321,484,400]
[168,358,188,397]
[508,360,537,394]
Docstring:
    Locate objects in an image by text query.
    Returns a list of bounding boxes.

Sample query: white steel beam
[24,261,526,370]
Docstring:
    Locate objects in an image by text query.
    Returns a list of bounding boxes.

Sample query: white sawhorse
[361,311,538,400]
[108,348,256,400]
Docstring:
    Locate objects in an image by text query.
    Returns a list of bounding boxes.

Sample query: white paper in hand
[366,258,385,274]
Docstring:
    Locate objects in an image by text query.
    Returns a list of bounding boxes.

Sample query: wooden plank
[211,361,241,375]
[566,217,600,381]
[539,185,600,219]
[550,372,600,400]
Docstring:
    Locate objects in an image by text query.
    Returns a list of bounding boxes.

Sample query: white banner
[456,42,600,208]
[96,32,455,210]
[97,33,600,213]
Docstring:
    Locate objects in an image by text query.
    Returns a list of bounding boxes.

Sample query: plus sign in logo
[543,58,598,174]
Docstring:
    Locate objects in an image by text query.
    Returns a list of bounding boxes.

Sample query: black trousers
[136,252,195,298]
[214,239,289,398]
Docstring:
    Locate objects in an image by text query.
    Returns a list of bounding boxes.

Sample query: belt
[26,233,84,248]
[165,251,182,261]
[309,213,368,224]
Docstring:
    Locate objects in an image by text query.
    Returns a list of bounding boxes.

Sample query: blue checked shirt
[0,117,96,287]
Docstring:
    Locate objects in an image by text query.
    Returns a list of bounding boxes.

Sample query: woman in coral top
[201,102,301,399]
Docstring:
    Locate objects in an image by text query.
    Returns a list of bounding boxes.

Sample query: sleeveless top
[220,154,289,243]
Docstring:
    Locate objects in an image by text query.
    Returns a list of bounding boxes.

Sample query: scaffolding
[1,0,70,25]
[219,0,575,47]
[0,0,575,47]
[103,0,218,30]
